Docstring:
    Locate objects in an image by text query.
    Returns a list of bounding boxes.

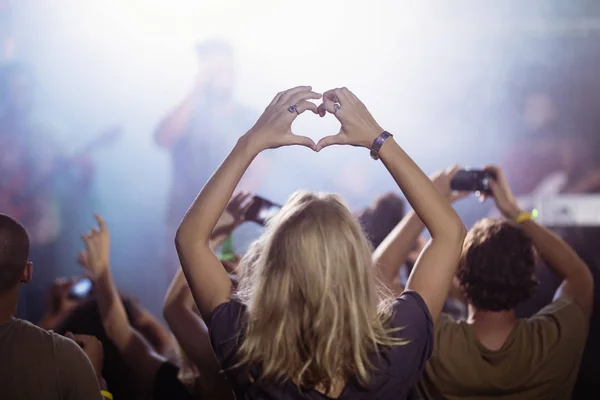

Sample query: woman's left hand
[243,86,321,152]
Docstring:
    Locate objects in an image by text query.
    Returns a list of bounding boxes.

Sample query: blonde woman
[176,86,466,398]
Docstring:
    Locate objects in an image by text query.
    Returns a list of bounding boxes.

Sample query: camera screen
[71,278,92,297]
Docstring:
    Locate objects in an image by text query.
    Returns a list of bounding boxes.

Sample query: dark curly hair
[458,218,538,312]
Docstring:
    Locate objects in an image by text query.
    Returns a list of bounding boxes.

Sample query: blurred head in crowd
[458,218,538,312]
[0,62,34,118]
[235,191,402,390]
[196,38,235,104]
[357,192,405,250]
[0,214,32,318]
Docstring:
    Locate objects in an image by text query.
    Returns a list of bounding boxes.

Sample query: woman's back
[209,291,433,399]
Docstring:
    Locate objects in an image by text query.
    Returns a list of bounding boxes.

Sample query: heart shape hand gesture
[244,86,385,154]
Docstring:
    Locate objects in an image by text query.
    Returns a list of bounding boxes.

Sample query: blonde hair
[235,191,407,393]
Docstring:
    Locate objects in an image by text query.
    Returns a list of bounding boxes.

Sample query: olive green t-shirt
[417,297,588,400]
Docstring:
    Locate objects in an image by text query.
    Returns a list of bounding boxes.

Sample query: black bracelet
[370,131,393,160]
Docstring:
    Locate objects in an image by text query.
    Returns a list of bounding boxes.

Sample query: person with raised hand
[416,166,593,399]
[176,86,466,399]
[80,215,194,400]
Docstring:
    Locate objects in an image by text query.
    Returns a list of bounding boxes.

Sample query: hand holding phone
[450,169,496,194]
[244,195,282,226]
[68,277,93,299]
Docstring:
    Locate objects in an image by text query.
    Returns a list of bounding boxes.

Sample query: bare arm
[522,220,593,316]
[379,142,466,320]
[373,210,424,292]
[373,167,468,297]
[176,86,320,320]
[163,270,226,376]
[316,88,466,322]
[165,196,247,376]
[81,216,165,392]
[176,144,254,319]
[487,166,593,317]
[133,308,174,356]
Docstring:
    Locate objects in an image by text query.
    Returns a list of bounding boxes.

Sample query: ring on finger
[287,104,299,115]
[333,103,341,114]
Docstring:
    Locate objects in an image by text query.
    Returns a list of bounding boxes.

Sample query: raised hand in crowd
[79,216,111,279]
[38,277,81,330]
[79,215,194,400]
[373,165,468,296]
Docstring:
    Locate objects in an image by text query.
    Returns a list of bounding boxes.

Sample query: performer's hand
[316,87,384,151]
[484,166,521,220]
[243,86,321,152]
[79,214,111,278]
[431,165,470,203]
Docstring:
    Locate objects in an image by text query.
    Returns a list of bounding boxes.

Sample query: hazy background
[4,0,600,313]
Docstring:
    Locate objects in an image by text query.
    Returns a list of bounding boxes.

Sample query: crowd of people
[1,84,597,400]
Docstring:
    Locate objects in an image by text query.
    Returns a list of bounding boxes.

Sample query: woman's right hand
[315,87,384,151]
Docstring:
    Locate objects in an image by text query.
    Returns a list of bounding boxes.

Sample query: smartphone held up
[244,195,282,226]
[68,277,93,300]
[450,169,496,194]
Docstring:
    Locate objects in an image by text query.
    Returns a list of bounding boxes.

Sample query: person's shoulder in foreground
[417,296,589,400]
[209,290,433,399]
[0,318,100,400]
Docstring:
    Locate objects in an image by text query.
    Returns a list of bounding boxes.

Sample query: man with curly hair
[416,167,593,399]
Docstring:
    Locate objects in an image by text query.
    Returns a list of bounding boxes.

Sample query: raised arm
[373,166,467,294]
[154,79,204,149]
[132,307,174,357]
[80,215,165,393]
[163,270,215,371]
[164,196,249,399]
[486,166,594,317]
[316,88,466,321]
[175,86,320,319]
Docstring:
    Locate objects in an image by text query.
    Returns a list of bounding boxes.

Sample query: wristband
[515,212,532,224]
[101,390,114,400]
[370,131,393,160]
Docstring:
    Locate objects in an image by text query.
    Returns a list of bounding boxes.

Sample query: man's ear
[20,262,33,284]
